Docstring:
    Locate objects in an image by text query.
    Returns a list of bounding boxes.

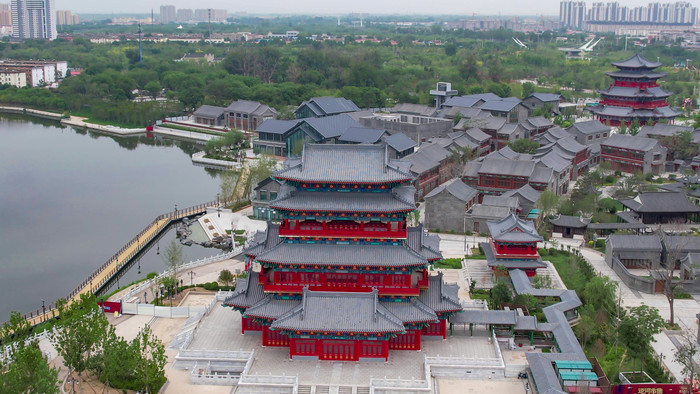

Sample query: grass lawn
[434,258,462,269]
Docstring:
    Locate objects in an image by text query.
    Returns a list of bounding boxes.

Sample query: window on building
[587,135,593,141]
[259,190,268,201]
[270,192,278,200]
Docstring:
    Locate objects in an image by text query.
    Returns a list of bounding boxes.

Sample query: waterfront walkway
[23,201,217,327]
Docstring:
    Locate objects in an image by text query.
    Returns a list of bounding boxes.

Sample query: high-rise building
[11,0,56,40]
[159,5,175,24]
[560,1,586,29]
[0,3,11,26]
[576,1,698,24]
[176,8,192,22]
[55,9,73,25]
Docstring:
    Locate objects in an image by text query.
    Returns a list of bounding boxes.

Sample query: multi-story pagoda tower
[225,144,461,361]
[481,214,546,277]
[590,54,679,126]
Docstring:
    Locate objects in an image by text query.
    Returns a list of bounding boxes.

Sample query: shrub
[146,272,158,280]
[614,170,622,177]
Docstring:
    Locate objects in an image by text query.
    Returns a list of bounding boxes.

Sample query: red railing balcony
[278,222,407,239]
[262,283,420,296]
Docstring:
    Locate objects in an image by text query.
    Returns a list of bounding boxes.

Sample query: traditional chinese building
[480,214,546,277]
[224,144,462,361]
[590,54,679,126]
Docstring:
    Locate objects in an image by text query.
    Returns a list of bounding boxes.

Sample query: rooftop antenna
[138,23,142,63]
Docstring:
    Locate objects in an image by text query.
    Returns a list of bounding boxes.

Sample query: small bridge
[22,201,217,326]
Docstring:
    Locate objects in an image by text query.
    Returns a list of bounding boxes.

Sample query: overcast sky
[58,0,700,17]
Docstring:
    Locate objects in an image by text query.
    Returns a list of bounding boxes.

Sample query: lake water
[0,115,224,321]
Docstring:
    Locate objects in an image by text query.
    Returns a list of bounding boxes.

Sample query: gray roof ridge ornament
[372,287,378,322]
[300,143,307,170]
[301,286,310,320]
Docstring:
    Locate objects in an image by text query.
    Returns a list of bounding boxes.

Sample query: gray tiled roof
[445,106,487,120]
[452,309,518,325]
[338,127,387,143]
[537,152,571,173]
[272,289,405,333]
[274,144,413,184]
[270,186,416,213]
[501,184,541,205]
[417,273,462,313]
[482,195,519,210]
[638,123,693,138]
[530,166,553,184]
[404,143,451,175]
[498,123,524,136]
[612,54,662,69]
[226,100,276,116]
[603,133,660,152]
[481,99,522,112]
[243,223,281,257]
[244,296,299,320]
[380,299,438,324]
[303,114,362,139]
[297,97,360,117]
[567,120,610,135]
[468,204,512,219]
[193,105,226,118]
[607,234,663,251]
[472,116,507,131]
[223,270,266,309]
[663,236,700,254]
[465,92,501,102]
[462,161,482,178]
[256,119,301,135]
[606,70,666,79]
[479,158,535,177]
[406,226,443,261]
[600,86,672,99]
[548,215,590,228]
[385,133,417,152]
[443,96,482,108]
[483,243,547,269]
[465,127,491,143]
[256,242,429,268]
[528,93,562,103]
[424,178,477,202]
[590,105,681,118]
[392,103,437,117]
[619,192,700,213]
[487,214,542,242]
[527,116,555,128]
[555,136,588,154]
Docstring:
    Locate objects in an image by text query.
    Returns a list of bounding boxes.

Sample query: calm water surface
[0,115,224,320]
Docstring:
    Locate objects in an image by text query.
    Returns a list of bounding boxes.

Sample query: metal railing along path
[19,200,218,326]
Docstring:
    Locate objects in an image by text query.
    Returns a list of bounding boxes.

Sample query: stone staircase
[462,259,495,289]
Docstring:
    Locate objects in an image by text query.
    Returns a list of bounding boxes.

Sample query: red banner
[97,301,121,314]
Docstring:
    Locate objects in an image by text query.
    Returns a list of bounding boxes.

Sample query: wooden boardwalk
[23,201,216,326]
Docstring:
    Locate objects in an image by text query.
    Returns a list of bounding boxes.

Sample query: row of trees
[1,294,167,393]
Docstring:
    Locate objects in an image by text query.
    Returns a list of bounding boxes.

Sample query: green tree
[144,80,162,100]
[536,190,560,219]
[628,119,641,135]
[582,276,618,315]
[619,305,665,373]
[521,82,535,99]
[132,325,167,393]
[673,332,700,391]
[218,269,235,287]
[444,42,457,56]
[490,279,512,309]
[51,294,109,383]
[219,170,239,205]
[0,312,59,394]
[162,240,184,292]
[508,138,539,154]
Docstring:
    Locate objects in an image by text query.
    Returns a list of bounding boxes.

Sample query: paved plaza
[186,303,500,387]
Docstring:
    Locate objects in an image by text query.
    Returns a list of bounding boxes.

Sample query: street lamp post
[144,292,148,304]
[217,193,221,218]
[41,299,45,322]
[463,215,467,252]
[189,270,196,286]
[174,204,178,217]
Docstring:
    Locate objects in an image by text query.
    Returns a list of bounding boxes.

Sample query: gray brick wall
[425,192,465,233]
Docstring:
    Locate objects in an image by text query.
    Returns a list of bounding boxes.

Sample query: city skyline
[44,0,700,17]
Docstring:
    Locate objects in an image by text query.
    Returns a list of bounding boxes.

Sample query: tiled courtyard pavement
[187,304,498,387]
